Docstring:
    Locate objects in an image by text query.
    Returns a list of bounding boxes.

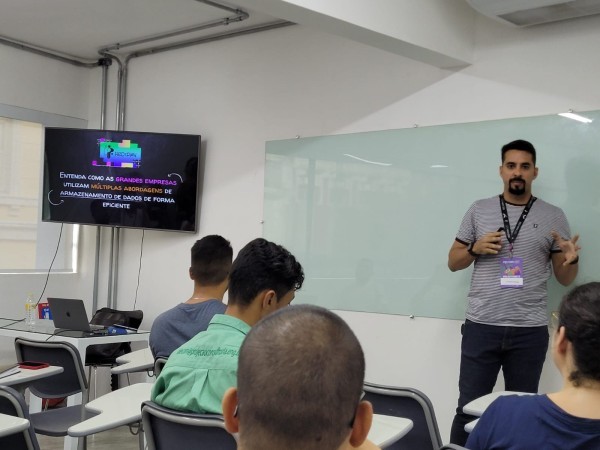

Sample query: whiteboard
[263,111,600,319]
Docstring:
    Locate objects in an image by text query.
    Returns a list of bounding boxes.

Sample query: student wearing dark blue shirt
[467,282,600,450]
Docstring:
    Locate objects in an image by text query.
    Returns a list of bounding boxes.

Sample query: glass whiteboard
[263,111,600,319]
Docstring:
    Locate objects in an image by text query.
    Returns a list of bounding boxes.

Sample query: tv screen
[42,128,201,233]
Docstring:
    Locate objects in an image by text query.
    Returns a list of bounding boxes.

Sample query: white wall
[238,0,476,67]
[3,11,600,440]
[0,44,96,361]
[0,44,95,308]
[99,15,600,439]
[0,45,90,119]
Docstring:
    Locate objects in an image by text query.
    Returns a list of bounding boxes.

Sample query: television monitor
[42,128,201,233]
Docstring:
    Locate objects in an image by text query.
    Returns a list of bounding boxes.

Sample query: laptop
[47,298,107,334]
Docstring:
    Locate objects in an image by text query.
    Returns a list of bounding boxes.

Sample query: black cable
[0,223,64,330]
[0,318,25,329]
[133,230,145,310]
[35,223,64,307]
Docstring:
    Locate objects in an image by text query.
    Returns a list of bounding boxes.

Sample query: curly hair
[228,238,304,307]
[559,282,600,386]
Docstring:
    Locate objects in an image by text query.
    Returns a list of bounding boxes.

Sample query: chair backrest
[0,385,40,450]
[364,382,442,450]
[153,357,168,377]
[14,337,88,399]
[141,401,237,450]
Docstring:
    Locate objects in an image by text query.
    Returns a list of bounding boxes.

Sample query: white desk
[369,414,413,448]
[0,319,149,404]
[0,413,30,438]
[0,319,149,450]
[465,418,479,433]
[68,382,153,436]
[463,391,534,416]
[69,384,412,450]
[68,382,152,449]
[0,365,63,391]
[112,347,154,375]
[0,319,150,366]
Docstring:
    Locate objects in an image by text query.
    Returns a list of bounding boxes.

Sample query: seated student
[151,237,304,414]
[467,281,600,450]
[222,304,380,450]
[149,235,233,358]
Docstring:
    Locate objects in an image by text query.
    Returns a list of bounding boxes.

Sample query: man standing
[149,235,233,358]
[151,237,304,414]
[447,139,581,445]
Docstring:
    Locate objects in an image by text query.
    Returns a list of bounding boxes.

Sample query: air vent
[466,0,600,27]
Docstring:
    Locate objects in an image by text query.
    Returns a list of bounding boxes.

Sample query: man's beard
[509,178,526,196]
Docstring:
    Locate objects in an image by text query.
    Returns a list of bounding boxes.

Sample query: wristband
[467,242,478,257]
[569,255,579,265]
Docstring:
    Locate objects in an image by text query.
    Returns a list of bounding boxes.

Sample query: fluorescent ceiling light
[558,110,593,124]
[343,154,391,166]
[430,164,449,168]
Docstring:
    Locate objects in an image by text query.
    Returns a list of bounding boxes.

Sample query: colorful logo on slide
[92,138,141,168]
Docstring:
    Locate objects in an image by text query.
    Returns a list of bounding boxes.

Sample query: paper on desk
[0,365,20,379]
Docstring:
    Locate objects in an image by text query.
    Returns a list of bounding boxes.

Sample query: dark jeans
[449,320,549,446]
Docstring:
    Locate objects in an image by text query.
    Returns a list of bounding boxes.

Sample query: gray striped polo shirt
[456,195,570,327]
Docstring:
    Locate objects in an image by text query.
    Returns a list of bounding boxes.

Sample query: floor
[36,426,141,450]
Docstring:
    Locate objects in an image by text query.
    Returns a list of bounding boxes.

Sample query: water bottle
[25,293,36,326]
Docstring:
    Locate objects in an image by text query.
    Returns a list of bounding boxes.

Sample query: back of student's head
[236,304,365,450]
[190,235,233,285]
[559,281,600,385]
[227,238,304,307]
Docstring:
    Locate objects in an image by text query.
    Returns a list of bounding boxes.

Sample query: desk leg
[29,393,42,413]
[70,341,88,450]
[61,393,83,450]
[67,393,83,406]
[139,426,145,450]
[64,435,79,450]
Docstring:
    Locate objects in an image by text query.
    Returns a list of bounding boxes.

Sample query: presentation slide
[43,128,201,232]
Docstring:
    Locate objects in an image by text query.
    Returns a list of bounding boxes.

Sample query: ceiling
[0,0,284,61]
[3,0,600,69]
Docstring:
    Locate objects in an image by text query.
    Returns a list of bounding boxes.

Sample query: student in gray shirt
[150,235,233,358]
[447,139,581,446]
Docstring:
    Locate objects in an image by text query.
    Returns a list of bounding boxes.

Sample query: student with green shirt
[151,237,304,414]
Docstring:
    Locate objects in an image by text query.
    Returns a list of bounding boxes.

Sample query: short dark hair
[237,305,365,450]
[501,139,536,165]
[227,238,304,307]
[190,235,233,285]
[559,282,600,385]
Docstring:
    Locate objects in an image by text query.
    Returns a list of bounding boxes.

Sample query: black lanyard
[499,194,536,255]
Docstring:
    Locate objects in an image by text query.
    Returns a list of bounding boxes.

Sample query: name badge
[500,257,523,288]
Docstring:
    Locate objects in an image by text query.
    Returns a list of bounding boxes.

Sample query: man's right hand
[472,231,503,255]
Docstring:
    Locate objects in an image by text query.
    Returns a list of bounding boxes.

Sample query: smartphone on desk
[111,324,138,333]
[18,361,50,370]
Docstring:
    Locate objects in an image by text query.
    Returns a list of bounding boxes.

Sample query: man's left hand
[551,231,580,266]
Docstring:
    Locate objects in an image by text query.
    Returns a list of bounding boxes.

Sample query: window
[0,105,86,273]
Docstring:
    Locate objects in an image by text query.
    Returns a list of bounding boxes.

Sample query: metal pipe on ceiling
[98,17,247,54]
[98,0,249,54]
[1,1,294,312]
[92,58,112,314]
[128,20,293,58]
[0,35,98,68]
[196,0,247,15]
